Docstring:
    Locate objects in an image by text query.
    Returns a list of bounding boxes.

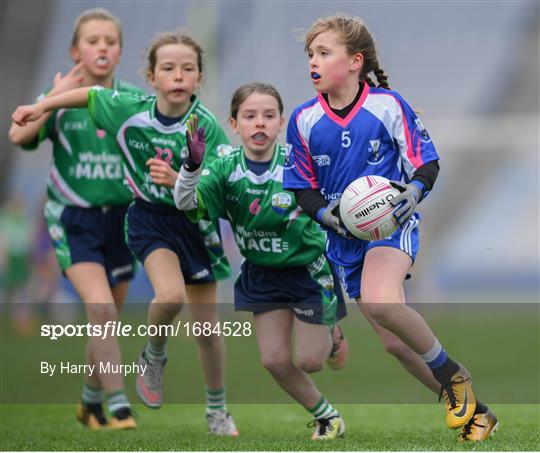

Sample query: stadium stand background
[1,1,538,303]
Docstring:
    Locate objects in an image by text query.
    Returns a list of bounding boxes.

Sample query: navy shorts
[44,200,134,287]
[234,259,347,325]
[125,199,214,285]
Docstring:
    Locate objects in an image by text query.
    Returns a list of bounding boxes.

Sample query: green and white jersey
[193,144,326,268]
[22,79,144,207]
[87,87,231,207]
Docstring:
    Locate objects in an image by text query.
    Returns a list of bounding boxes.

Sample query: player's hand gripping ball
[339,175,401,241]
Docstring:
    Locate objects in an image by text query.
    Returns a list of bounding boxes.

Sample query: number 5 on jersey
[341,131,351,148]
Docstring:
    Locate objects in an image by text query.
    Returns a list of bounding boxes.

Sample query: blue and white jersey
[283,81,439,267]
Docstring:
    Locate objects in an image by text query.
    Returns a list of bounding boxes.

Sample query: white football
[339,175,401,241]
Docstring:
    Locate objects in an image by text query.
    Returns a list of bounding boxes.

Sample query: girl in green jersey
[160,83,350,440]
[9,8,139,430]
[12,30,237,437]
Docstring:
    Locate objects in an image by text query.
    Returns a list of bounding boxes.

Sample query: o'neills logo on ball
[354,193,395,219]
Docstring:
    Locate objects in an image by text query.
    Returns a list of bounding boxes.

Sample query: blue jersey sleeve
[283,109,319,190]
[392,93,439,180]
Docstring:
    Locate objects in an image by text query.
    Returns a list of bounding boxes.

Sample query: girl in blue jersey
[283,15,497,441]
[12,31,238,437]
[9,8,138,430]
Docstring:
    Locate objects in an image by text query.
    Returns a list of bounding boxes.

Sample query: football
[339,175,401,241]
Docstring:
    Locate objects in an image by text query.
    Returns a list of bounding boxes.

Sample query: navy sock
[431,356,460,386]
[420,340,460,386]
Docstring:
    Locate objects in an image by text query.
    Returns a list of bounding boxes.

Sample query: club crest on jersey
[313,154,330,167]
[217,144,234,158]
[367,139,384,165]
[272,192,292,214]
[284,143,293,167]
[414,118,432,143]
[285,143,292,157]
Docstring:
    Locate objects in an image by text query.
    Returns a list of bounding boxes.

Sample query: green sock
[206,387,227,414]
[81,383,103,405]
[307,396,339,420]
[107,391,130,415]
[145,340,167,361]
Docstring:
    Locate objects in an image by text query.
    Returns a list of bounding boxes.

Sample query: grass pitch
[1,403,539,451]
[1,302,538,450]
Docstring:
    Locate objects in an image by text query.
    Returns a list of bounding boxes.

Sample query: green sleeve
[20,113,55,151]
[185,190,209,223]
[186,160,227,222]
[21,90,56,151]
[202,121,230,166]
[87,87,135,137]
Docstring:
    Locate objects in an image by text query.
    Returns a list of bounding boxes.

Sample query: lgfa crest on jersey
[414,118,432,143]
[272,192,292,214]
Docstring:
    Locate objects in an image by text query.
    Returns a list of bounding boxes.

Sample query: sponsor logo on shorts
[191,269,210,280]
[111,264,133,278]
[293,307,314,316]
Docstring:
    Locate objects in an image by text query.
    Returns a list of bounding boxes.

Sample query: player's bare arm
[9,62,85,145]
[11,87,91,127]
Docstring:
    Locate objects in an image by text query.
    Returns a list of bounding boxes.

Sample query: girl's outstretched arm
[9,63,85,145]
[11,86,91,128]
[174,165,201,211]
